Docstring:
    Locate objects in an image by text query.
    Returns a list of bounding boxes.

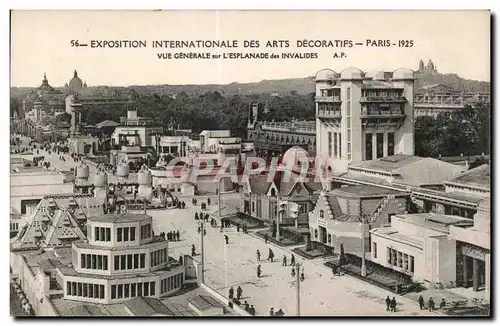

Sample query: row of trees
[414,103,490,158]
[11,90,490,159]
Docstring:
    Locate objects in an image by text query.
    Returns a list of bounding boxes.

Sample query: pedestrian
[224,234,229,244]
[176,230,180,241]
[257,265,262,278]
[236,286,243,300]
[181,201,186,209]
[237,223,240,232]
[269,307,274,316]
[300,271,305,282]
[203,228,207,236]
[179,255,183,265]
[264,233,268,244]
[428,297,435,312]
[249,305,256,316]
[291,267,296,278]
[267,249,274,262]
[243,224,248,234]
[244,301,250,311]
[276,309,285,316]
[418,295,425,310]
[391,297,397,312]
[290,254,295,266]
[191,244,196,256]
[440,298,446,309]
[282,255,287,266]
[195,212,199,220]
[207,198,211,206]
[198,226,201,234]
[228,286,234,299]
[256,250,261,261]
[386,296,391,311]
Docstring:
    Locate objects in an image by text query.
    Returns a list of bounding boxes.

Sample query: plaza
[146,201,439,316]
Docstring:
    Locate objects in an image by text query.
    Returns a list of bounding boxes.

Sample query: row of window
[328,132,342,159]
[111,281,156,299]
[10,222,19,231]
[151,248,168,267]
[160,273,184,293]
[81,254,109,270]
[94,227,111,242]
[67,282,105,299]
[386,246,415,274]
[365,132,395,161]
[117,226,136,242]
[114,253,146,271]
[141,224,152,239]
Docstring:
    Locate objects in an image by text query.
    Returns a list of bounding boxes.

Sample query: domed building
[68,70,84,94]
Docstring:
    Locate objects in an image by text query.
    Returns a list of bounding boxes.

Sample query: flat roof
[371,227,424,249]
[188,295,224,311]
[349,154,422,174]
[412,188,488,204]
[445,164,490,189]
[88,213,152,223]
[331,185,406,197]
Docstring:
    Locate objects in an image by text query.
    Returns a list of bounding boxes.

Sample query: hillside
[10,70,489,97]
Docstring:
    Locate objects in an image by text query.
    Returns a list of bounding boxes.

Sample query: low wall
[199,283,251,316]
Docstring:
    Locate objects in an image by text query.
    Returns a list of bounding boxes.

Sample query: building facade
[315,68,415,172]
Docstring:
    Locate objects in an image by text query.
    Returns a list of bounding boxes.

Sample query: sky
[10,10,491,87]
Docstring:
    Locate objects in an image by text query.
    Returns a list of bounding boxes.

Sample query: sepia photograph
[8,9,491,317]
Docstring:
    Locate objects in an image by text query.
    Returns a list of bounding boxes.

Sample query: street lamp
[359,214,369,277]
[218,177,223,218]
[198,220,206,283]
[295,262,303,316]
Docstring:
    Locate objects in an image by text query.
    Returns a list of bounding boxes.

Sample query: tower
[418,59,424,72]
[315,67,415,172]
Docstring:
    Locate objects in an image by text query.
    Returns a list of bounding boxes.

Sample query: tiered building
[58,212,184,304]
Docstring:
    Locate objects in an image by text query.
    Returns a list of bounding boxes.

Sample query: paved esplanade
[148,201,439,317]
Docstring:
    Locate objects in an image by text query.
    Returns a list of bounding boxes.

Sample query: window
[81,254,86,268]
[67,282,71,295]
[328,132,332,158]
[130,227,136,241]
[86,254,91,269]
[82,283,88,297]
[103,256,108,270]
[100,228,105,241]
[387,247,392,264]
[118,284,123,298]
[131,283,136,297]
[252,202,255,212]
[144,282,149,296]
[95,227,100,241]
[410,256,415,273]
[106,228,111,241]
[140,254,145,268]
[333,133,338,157]
[124,227,129,241]
[93,284,99,298]
[403,253,409,270]
[134,254,139,269]
[150,252,154,267]
[338,134,342,158]
[124,284,130,298]
[127,254,133,269]
[376,133,384,158]
[365,133,373,160]
[388,213,394,224]
[137,283,143,296]
[88,283,94,298]
[91,255,97,269]
[99,285,105,299]
[298,203,308,214]
[388,132,395,156]
[117,228,123,242]
[150,282,155,296]
[373,242,378,259]
[97,255,103,269]
[121,255,126,270]
[114,256,120,270]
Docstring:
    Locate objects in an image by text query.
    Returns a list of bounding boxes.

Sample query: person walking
[236,286,243,300]
[228,286,234,299]
[290,254,295,266]
[282,255,287,266]
[176,230,180,241]
[291,267,296,278]
[267,249,274,262]
[207,197,211,206]
[249,305,256,316]
[191,244,196,256]
[386,296,391,311]
[244,301,250,311]
[257,265,262,278]
[418,295,425,310]
[264,233,268,244]
[224,234,229,245]
[256,250,261,262]
[390,297,397,312]
[237,223,240,232]
[428,297,435,312]
[269,307,274,316]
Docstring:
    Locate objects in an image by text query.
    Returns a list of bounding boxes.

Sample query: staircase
[370,195,395,223]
